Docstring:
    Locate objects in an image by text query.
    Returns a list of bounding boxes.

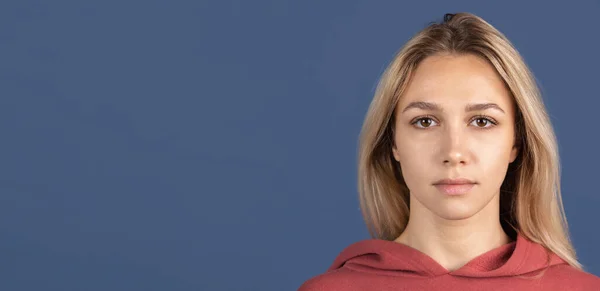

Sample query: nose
[439,124,470,167]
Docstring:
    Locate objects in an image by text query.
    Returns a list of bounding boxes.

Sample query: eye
[470,115,497,128]
[412,116,439,128]
[410,115,497,129]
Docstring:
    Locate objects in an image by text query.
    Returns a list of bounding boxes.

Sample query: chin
[431,201,481,220]
[410,189,497,221]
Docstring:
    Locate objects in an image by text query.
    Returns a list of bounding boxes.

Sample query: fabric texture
[299,233,600,290]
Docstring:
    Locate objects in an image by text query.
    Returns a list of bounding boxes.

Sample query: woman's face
[392,53,519,221]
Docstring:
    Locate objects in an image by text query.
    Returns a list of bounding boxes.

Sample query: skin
[391,53,519,272]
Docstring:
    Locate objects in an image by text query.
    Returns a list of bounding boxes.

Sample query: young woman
[299,12,600,290]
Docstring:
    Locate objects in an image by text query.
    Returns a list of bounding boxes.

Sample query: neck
[394,196,513,271]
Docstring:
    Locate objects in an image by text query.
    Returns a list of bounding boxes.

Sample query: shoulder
[297,268,363,291]
[297,239,392,291]
[545,264,600,289]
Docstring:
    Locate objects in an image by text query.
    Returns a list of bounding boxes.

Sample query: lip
[433,178,476,185]
[433,178,477,196]
[434,184,475,195]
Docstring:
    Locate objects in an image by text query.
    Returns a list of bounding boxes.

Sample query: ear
[392,145,400,162]
[509,145,519,164]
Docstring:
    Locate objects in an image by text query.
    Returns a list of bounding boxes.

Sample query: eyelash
[410,114,498,129]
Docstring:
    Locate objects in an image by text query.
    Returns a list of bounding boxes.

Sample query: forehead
[400,54,513,108]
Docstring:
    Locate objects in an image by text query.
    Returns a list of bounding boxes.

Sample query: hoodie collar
[329,233,567,278]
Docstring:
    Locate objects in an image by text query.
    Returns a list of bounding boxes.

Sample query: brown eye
[475,118,488,127]
[420,119,432,127]
[413,117,438,128]
[470,116,497,128]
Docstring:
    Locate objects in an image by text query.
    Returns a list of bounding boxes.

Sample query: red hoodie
[299,233,600,290]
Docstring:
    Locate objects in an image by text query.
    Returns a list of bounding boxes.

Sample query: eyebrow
[401,101,506,114]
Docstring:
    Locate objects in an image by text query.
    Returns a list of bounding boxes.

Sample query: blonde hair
[357,12,582,270]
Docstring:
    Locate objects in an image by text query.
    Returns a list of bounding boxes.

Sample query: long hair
[357,12,582,270]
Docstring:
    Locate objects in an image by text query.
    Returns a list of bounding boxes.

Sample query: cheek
[476,140,514,185]
[395,140,436,188]
[395,133,514,181]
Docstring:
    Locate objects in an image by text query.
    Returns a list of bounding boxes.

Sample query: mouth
[434,184,475,195]
[433,178,477,195]
[433,178,476,185]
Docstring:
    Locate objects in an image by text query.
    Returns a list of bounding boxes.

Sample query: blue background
[1,1,599,290]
